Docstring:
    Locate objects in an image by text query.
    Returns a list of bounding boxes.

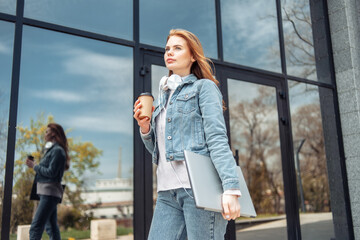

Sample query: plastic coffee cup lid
[139,92,154,100]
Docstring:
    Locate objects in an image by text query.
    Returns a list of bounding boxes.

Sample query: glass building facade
[0,0,355,239]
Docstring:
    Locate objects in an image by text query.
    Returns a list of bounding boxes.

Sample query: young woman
[26,123,70,240]
[133,29,241,239]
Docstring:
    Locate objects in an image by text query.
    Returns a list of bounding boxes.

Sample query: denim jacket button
[169,156,174,160]
[167,136,172,140]
[185,94,188,99]
[168,118,171,122]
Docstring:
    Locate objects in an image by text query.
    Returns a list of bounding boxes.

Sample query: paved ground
[92,213,334,240]
[237,212,335,240]
[117,235,133,240]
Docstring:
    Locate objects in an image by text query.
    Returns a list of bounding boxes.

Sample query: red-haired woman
[134,29,241,239]
[26,123,70,240]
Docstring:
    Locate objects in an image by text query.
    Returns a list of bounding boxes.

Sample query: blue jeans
[29,195,61,240]
[148,189,227,240]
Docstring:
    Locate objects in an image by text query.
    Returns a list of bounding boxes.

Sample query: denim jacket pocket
[176,91,196,113]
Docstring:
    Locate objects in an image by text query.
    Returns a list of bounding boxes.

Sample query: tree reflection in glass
[221,0,281,72]
[11,25,134,238]
[288,80,334,239]
[282,0,317,81]
[228,80,284,216]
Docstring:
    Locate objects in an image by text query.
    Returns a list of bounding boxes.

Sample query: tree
[292,104,330,212]
[10,113,102,232]
[282,0,316,79]
[266,0,316,81]
[230,87,283,214]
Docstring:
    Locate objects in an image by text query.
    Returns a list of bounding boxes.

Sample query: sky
[24,0,132,40]
[0,0,319,185]
[14,25,134,184]
[221,0,282,72]
[0,21,14,180]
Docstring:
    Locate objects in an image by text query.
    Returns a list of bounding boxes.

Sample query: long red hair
[47,123,70,170]
[166,29,219,86]
[166,29,226,110]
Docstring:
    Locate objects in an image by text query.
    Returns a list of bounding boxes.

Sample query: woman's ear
[191,56,196,62]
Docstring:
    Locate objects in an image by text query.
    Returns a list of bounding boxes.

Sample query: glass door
[226,78,287,239]
[220,68,302,240]
[142,52,302,239]
[140,52,168,239]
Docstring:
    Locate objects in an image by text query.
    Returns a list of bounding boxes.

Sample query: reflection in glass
[140,0,218,59]
[228,79,287,239]
[221,0,281,72]
[151,65,169,106]
[0,0,16,15]
[12,26,134,238]
[0,21,14,233]
[282,0,317,81]
[288,81,334,239]
[151,64,168,209]
[24,0,132,40]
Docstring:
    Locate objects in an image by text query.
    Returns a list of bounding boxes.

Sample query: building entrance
[137,51,303,239]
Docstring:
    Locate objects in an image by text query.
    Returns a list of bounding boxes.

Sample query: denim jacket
[34,143,66,183]
[141,74,240,191]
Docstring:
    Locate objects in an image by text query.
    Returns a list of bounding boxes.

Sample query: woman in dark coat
[26,123,70,240]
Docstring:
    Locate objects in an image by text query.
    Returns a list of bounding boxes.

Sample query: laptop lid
[184,150,257,218]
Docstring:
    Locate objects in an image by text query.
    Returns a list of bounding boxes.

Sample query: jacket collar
[180,74,197,85]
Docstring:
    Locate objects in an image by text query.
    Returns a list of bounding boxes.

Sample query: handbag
[29,176,40,201]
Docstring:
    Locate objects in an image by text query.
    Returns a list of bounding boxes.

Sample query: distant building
[81,177,133,219]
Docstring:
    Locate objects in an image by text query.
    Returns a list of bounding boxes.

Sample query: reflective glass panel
[151,64,168,208]
[140,0,217,59]
[12,26,134,238]
[0,20,14,234]
[0,0,16,15]
[288,80,334,239]
[24,0,132,40]
[282,0,317,81]
[228,79,287,239]
[221,0,281,72]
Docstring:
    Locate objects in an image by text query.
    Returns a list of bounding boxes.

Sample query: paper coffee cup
[138,92,154,120]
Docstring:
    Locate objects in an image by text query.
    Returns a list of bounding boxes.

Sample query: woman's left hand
[221,194,241,220]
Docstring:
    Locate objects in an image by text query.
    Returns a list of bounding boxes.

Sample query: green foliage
[10,173,34,233]
[57,206,93,230]
[10,226,133,240]
[117,226,133,235]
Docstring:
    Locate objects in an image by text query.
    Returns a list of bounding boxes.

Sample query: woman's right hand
[25,157,35,169]
[133,99,155,134]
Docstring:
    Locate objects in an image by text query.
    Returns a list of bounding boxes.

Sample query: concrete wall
[328,0,360,238]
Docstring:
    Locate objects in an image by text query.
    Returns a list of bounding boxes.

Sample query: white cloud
[62,48,132,84]
[0,42,11,54]
[223,1,278,49]
[60,47,133,102]
[222,0,279,68]
[31,89,88,103]
[64,113,133,135]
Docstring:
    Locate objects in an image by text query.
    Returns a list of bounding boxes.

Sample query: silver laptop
[184,150,257,218]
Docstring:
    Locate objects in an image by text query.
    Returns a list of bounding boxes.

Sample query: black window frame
[0,0,353,239]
